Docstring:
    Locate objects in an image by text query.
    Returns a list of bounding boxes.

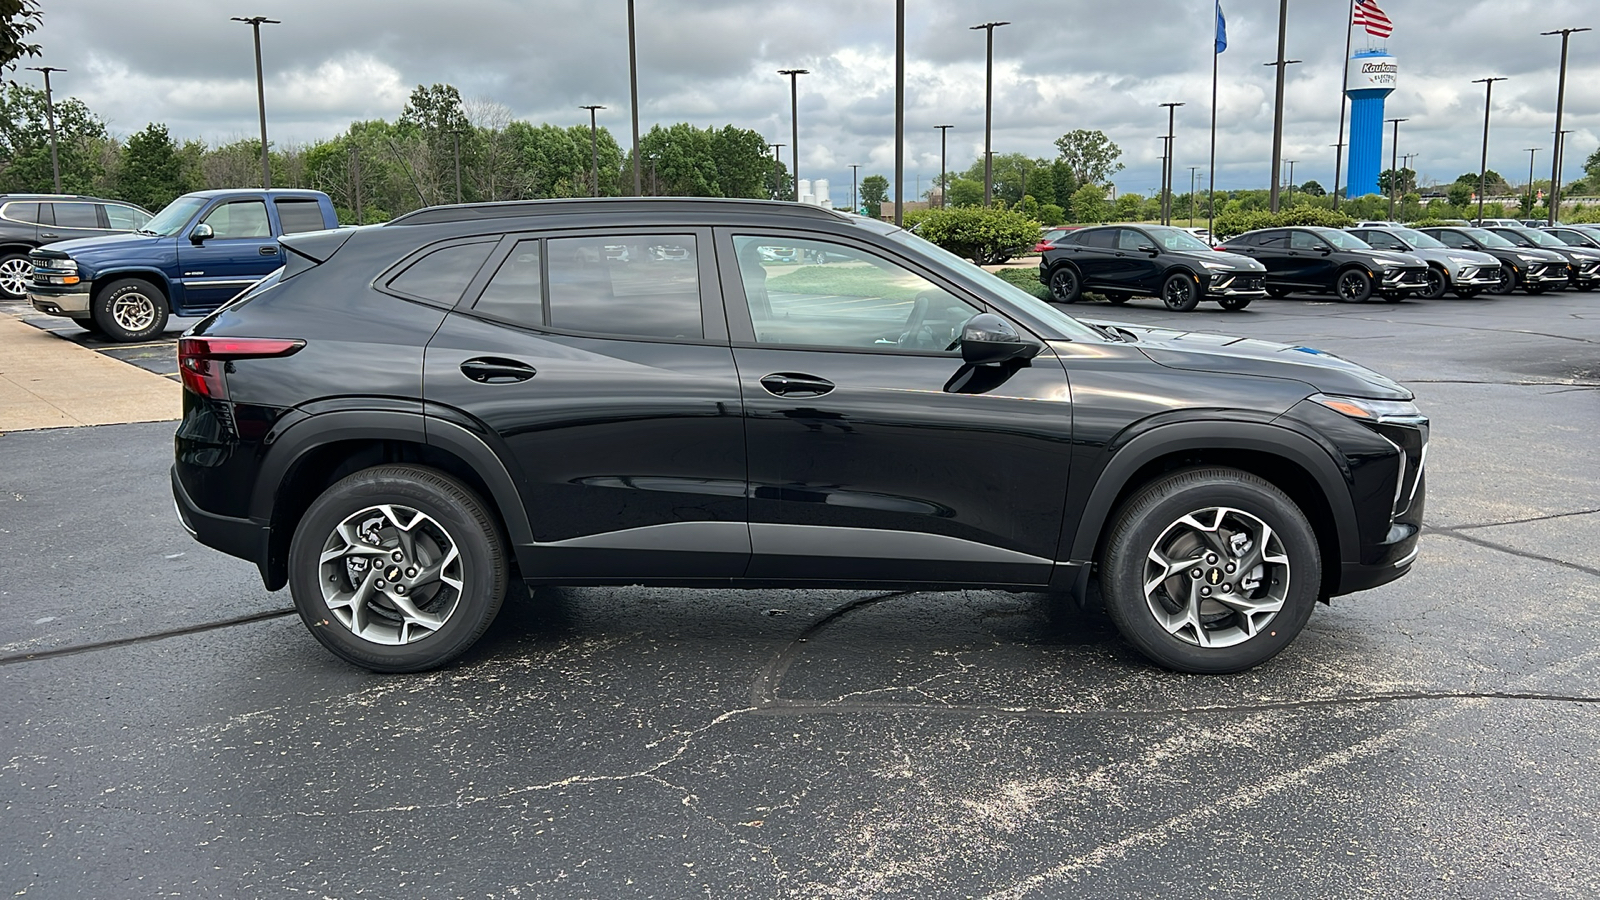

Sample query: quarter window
[104,204,150,231]
[2,201,39,224]
[275,199,327,234]
[473,241,544,327]
[544,235,703,340]
[51,202,101,229]
[388,241,495,305]
[1078,228,1118,249]
[202,201,271,239]
[732,235,981,352]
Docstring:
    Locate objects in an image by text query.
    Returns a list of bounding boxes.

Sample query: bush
[1212,206,1356,239]
[993,266,1050,299]
[913,206,1042,265]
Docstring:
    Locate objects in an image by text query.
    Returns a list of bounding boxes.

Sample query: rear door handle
[760,373,834,396]
[461,357,537,384]
[259,245,279,256]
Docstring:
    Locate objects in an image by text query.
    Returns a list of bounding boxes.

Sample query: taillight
[178,337,304,400]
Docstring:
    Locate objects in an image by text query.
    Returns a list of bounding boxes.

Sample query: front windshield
[1313,228,1371,250]
[140,197,208,236]
[1393,228,1445,249]
[885,228,1102,342]
[1521,229,1567,248]
[1143,226,1212,251]
[1465,228,1515,248]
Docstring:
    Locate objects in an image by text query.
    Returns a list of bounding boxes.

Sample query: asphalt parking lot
[2,288,1597,898]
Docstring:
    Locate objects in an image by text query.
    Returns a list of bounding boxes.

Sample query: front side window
[104,204,151,231]
[1117,229,1151,252]
[733,234,981,352]
[545,234,702,340]
[202,200,271,239]
[388,241,494,305]
[1364,232,1404,251]
[51,202,101,229]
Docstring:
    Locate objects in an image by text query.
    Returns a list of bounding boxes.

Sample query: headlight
[1516,253,1542,262]
[1200,260,1235,270]
[1311,393,1426,425]
[1446,255,1477,264]
[48,258,78,272]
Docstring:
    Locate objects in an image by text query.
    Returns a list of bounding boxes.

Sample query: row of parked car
[1034,221,1600,312]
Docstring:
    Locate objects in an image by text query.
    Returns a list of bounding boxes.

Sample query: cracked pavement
[2,290,1598,897]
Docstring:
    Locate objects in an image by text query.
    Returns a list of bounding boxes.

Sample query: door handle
[40,232,59,239]
[460,357,537,384]
[760,373,834,397]
[259,245,279,256]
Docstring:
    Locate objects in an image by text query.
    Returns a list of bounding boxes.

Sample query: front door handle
[40,232,59,239]
[760,372,834,397]
[461,357,537,384]
[259,245,279,256]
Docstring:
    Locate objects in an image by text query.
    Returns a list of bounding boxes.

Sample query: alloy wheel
[1338,272,1369,301]
[0,257,31,297]
[317,503,466,645]
[1163,276,1196,311]
[1141,506,1290,648]
[111,290,158,333]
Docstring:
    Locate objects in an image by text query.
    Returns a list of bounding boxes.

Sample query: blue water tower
[1346,50,1399,199]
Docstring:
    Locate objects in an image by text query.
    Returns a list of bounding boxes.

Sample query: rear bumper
[172,466,272,584]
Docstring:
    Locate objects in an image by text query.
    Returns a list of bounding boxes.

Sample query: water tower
[1345,49,1399,198]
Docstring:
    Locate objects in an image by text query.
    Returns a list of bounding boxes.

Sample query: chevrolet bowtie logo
[1207,568,1223,585]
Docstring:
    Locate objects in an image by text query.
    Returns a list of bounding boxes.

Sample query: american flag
[1354,0,1394,39]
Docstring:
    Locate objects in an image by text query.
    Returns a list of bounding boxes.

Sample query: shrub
[913,205,1042,265]
[1212,206,1356,239]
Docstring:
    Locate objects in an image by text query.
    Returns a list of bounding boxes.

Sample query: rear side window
[473,241,543,326]
[1256,231,1288,249]
[52,202,101,228]
[544,234,702,340]
[104,204,150,230]
[276,199,327,234]
[388,241,495,305]
[2,201,39,224]
[1078,228,1117,249]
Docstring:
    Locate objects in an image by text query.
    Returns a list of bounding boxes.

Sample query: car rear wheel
[1218,296,1252,311]
[1488,265,1515,295]
[1161,272,1200,312]
[1099,468,1321,674]
[1336,269,1373,303]
[92,278,170,342]
[1419,267,1449,300]
[288,465,509,673]
[1048,266,1082,304]
[0,252,31,300]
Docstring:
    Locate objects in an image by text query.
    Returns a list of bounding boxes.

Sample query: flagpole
[1208,1,1220,241]
[1333,0,1355,210]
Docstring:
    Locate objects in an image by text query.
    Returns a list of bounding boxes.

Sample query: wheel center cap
[385,566,402,581]
[1206,568,1224,585]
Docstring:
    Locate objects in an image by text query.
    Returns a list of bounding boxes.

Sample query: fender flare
[91,266,174,296]
[1064,420,1360,565]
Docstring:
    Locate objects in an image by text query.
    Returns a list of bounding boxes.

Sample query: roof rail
[386,196,854,227]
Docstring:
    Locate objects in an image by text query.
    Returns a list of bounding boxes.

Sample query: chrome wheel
[317,503,465,646]
[110,289,158,333]
[1141,506,1290,649]
[0,256,31,298]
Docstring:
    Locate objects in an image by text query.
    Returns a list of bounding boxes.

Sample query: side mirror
[960,313,1042,365]
[1138,244,1160,256]
[190,222,214,244]
[1319,246,1332,255]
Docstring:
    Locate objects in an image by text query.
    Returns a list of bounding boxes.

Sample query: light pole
[1386,117,1408,221]
[1188,166,1200,224]
[778,69,808,202]
[1525,147,1541,216]
[1333,0,1356,211]
[1555,129,1576,222]
[970,21,1010,207]
[1284,160,1297,198]
[648,151,661,196]
[25,66,64,193]
[450,127,464,204]
[580,105,605,197]
[894,0,905,225]
[1263,0,1300,213]
[1541,27,1590,225]
[1160,102,1184,225]
[1329,142,1345,204]
[231,15,280,190]
[1472,76,1508,226]
[934,124,953,208]
[768,143,784,200]
[349,145,362,224]
[849,164,861,213]
[627,0,641,196]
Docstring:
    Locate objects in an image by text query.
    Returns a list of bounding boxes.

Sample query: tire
[1488,265,1515,296]
[1266,286,1291,299]
[1099,467,1322,674]
[1579,281,1597,293]
[1103,292,1131,305]
[91,278,169,342]
[287,464,509,673]
[1336,268,1373,303]
[0,251,31,300]
[1419,267,1449,300]
[1218,296,1252,311]
[1048,266,1082,304]
[1161,272,1200,312]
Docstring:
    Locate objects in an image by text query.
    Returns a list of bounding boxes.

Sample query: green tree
[0,0,42,77]
[1113,192,1143,221]
[1054,129,1124,185]
[117,123,187,211]
[1299,180,1326,197]
[1070,183,1110,223]
[860,174,889,212]
[1377,167,1417,195]
[1446,180,1473,209]
[708,125,775,199]
[1049,159,1079,209]
[637,122,718,197]
[945,177,983,208]
[0,81,109,194]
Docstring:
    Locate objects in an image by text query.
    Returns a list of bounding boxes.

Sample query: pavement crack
[0,607,296,666]
[1428,528,1600,579]
[1428,507,1600,533]
[750,590,917,706]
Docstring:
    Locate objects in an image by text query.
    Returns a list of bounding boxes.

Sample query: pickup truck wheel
[1099,467,1320,674]
[0,252,31,299]
[92,278,169,342]
[288,464,508,673]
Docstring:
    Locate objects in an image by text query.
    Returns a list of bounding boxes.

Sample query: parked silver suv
[1347,225,1502,299]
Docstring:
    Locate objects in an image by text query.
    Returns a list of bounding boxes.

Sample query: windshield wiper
[136,228,159,236]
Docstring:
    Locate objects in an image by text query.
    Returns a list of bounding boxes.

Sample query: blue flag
[1215,2,1228,53]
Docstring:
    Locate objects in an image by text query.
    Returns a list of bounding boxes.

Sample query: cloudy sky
[23,0,1600,198]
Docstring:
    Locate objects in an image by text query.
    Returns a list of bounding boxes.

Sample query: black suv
[172,199,1427,675]
[1220,226,1429,302]
[0,194,153,299]
[1485,226,1598,292]
[1417,226,1569,295]
[1039,224,1267,311]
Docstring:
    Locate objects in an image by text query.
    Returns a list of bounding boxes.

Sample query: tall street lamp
[1263,0,1299,213]
[231,15,280,190]
[1525,147,1541,215]
[768,143,784,200]
[1329,142,1345,203]
[627,0,642,196]
[1541,27,1590,225]
[1555,129,1576,221]
[1188,166,1200,224]
[25,66,64,193]
[893,0,905,226]
[778,68,808,202]
[1386,117,1408,221]
[1472,76,1508,226]
[1285,159,1298,199]
[450,127,465,204]
[1160,102,1184,224]
[580,105,606,198]
[934,124,953,208]
[970,21,1010,207]
[849,164,861,213]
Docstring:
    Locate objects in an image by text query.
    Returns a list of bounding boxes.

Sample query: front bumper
[1449,264,1502,288]
[1571,259,1599,286]
[28,282,92,318]
[1522,262,1570,287]
[1378,266,1429,293]
[1203,271,1268,298]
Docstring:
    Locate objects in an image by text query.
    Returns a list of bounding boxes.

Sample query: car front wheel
[288,465,509,672]
[1489,265,1515,295]
[1419,267,1449,300]
[92,278,170,342]
[1099,468,1321,673]
[1161,272,1200,311]
[0,252,32,300]
[1336,269,1373,303]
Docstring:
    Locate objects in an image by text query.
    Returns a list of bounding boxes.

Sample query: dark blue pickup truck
[28,189,339,341]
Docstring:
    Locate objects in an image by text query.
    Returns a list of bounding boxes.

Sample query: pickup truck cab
[28,189,339,341]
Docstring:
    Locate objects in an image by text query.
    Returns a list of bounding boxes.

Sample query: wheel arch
[91,268,172,303]
[1066,422,1358,600]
